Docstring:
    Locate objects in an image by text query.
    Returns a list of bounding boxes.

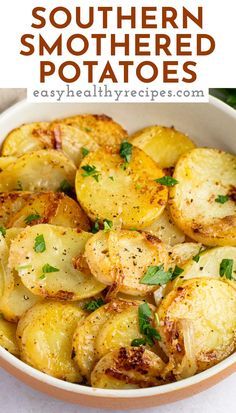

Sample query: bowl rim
[0,94,236,399]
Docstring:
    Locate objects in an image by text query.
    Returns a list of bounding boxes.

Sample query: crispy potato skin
[130,125,195,168]
[157,278,236,376]
[169,148,236,246]
[58,114,128,147]
[0,317,19,356]
[0,150,76,193]
[76,147,168,228]
[0,191,90,231]
[91,347,166,389]
[17,301,86,381]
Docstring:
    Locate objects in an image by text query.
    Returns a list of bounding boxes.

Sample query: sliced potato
[157,278,236,377]
[0,150,76,192]
[85,230,169,296]
[72,299,134,379]
[0,157,17,171]
[1,122,52,156]
[17,301,86,381]
[9,225,105,300]
[91,347,165,389]
[173,246,236,290]
[0,234,14,299]
[76,147,168,228]
[170,148,236,246]
[130,125,195,168]
[169,242,203,267]
[59,114,127,147]
[143,208,185,246]
[50,123,99,166]
[0,317,19,356]
[0,192,90,231]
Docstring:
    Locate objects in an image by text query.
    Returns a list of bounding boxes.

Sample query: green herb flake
[109,176,114,181]
[17,264,32,271]
[34,234,46,253]
[40,263,60,279]
[131,338,146,347]
[0,226,6,238]
[16,180,23,191]
[84,127,92,133]
[103,219,113,232]
[193,247,204,263]
[84,298,104,312]
[155,176,178,187]
[58,179,73,196]
[140,265,173,286]
[91,219,100,234]
[138,302,161,346]
[81,147,90,158]
[171,265,184,280]
[81,165,100,182]
[25,213,41,225]
[219,259,234,280]
[215,195,229,204]
[120,141,133,163]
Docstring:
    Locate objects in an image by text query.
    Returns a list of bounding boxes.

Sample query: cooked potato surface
[91,347,166,389]
[170,148,236,246]
[0,150,76,193]
[59,114,127,147]
[76,147,168,228]
[0,114,235,391]
[17,301,86,381]
[0,192,90,231]
[157,278,236,378]
[130,125,195,168]
[0,317,19,356]
[8,225,105,300]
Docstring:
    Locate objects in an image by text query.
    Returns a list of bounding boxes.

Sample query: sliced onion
[175,318,197,379]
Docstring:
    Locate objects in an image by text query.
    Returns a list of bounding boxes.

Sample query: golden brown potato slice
[9,225,105,300]
[1,123,52,156]
[85,230,169,296]
[0,317,19,356]
[143,208,185,246]
[0,192,90,231]
[157,278,236,378]
[50,123,99,166]
[72,299,134,379]
[76,147,168,228]
[0,150,76,192]
[91,347,165,389]
[130,125,195,168]
[0,234,14,299]
[59,114,127,147]
[0,157,17,171]
[17,301,86,381]
[169,148,236,246]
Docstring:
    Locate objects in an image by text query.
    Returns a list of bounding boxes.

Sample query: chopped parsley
[40,263,59,279]
[58,179,73,196]
[0,226,6,237]
[219,259,234,280]
[192,247,204,263]
[171,265,184,280]
[109,176,114,181]
[120,162,128,171]
[103,219,113,232]
[131,338,146,347]
[138,302,161,345]
[120,141,133,163]
[25,213,41,225]
[91,219,100,234]
[81,147,90,158]
[84,298,104,312]
[84,127,92,133]
[34,234,46,253]
[81,165,100,182]
[155,176,178,187]
[140,265,184,285]
[215,195,229,204]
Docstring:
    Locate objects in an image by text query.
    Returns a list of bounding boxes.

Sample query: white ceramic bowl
[0,97,235,409]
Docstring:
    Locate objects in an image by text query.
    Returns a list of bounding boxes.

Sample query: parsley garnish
[171,265,184,280]
[81,147,90,158]
[39,263,59,279]
[91,219,100,234]
[219,259,234,280]
[109,176,114,181]
[58,180,73,196]
[81,165,100,182]
[34,234,46,253]
[0,226,6,237]
[155,176,178,187]
[215,195,229,204]
[84,127,92,133]
[138,302,161,345]
[25,213,41,225]
[120,141,133,163]
[103,219,113,232]
[131,338,146,347]
[193,247,204,263]
[84,298,104,312]
[140,265,184,285]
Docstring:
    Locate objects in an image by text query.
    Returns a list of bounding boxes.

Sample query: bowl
[0,97,235,409]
